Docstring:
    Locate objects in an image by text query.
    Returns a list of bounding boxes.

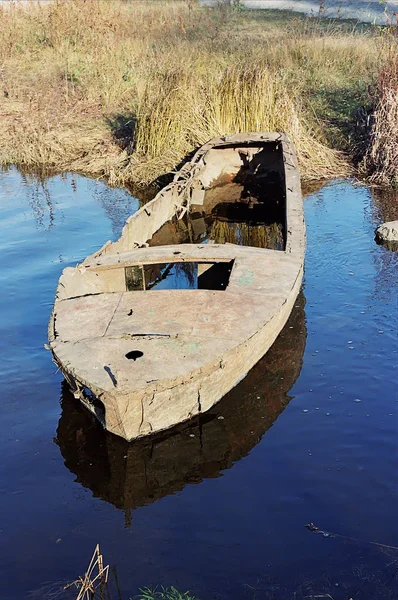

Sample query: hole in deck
[125,350,144,361]
[125,261,233,292]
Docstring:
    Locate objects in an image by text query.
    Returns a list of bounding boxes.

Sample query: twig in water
[305,523,398,552]
[64,544,109,600]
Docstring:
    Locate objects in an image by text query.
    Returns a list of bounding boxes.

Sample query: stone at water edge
[375,221,398,245]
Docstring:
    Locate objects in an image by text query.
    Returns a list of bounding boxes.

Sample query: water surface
[0,169,396,600]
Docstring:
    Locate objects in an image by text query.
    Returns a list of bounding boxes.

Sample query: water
[0,169,397,600]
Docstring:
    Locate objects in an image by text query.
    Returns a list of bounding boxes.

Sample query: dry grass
[365,38,398,185]
[0,0,389,185]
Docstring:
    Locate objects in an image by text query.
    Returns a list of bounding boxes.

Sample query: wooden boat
[49,133,305,441]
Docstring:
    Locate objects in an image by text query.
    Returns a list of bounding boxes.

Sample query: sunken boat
[49,133,305,441]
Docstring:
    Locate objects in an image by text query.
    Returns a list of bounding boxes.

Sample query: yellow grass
[0,0,387,185]
[364,38,398,186]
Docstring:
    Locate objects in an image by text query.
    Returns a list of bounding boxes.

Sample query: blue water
[0,170,396,600]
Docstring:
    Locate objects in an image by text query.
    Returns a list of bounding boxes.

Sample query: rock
[375,221,398,248]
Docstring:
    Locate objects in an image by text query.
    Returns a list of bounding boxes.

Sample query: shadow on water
[55,292,307,524]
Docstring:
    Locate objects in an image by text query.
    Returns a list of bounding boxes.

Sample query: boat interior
[150,141,286,252]
[53,141,288,298]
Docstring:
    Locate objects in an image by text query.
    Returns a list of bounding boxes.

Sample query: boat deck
[51,244,301,396]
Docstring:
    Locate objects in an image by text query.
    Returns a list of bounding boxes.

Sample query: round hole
[125,350,144,361]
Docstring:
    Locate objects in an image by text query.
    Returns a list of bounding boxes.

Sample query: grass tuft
[136,586,198,600]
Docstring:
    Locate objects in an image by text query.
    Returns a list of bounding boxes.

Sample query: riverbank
[0,0,395,186]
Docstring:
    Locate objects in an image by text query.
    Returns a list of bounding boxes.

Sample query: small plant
[232,0,245,12]
[136,586,199,600]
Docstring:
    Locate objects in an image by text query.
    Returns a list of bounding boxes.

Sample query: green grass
[136,586,199,600]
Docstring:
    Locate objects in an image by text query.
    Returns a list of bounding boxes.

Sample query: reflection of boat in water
[49,133,305,441]
[55,292,306,521]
